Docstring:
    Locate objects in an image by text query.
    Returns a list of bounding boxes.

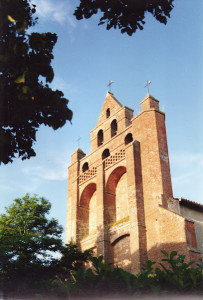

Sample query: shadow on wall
[93,230,201,274]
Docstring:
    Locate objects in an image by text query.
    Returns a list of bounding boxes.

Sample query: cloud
[0,151,70,200]
[170,152,203,202]
[32,0,76,27]
[50,77,78,96]
[22,160,68,181]
[172,170,197,185]
[170,152,203,169]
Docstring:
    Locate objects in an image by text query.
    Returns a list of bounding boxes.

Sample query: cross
[144,80,151,93]
[76,136,81,148]
[107,80,114,92]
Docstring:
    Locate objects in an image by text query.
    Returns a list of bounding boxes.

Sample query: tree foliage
[0,194,93,297]
[0,0,72,165]
[0,194,63,282]
[74,0,174,36]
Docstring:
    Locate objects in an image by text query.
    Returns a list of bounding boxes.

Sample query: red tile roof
[177,198,203,212]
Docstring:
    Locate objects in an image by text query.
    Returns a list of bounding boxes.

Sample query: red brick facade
[66,92,201,274]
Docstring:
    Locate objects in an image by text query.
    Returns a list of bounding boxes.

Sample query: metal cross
[76,136,81,148]
[144,80,151,93]
[107,80,114,92]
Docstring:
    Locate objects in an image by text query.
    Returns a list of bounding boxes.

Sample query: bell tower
[66,91,192,274]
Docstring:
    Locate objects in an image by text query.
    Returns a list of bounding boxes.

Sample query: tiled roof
[177,198,203,212]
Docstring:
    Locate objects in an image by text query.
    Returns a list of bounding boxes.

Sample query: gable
[96,92,123,126]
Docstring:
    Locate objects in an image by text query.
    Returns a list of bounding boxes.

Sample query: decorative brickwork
[104,149,125,169]
[79,167,97,185]
[66,92,202,274]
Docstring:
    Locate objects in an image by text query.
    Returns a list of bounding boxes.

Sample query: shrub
[60,250,203,298]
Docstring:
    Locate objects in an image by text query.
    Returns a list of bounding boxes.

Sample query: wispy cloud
[50,77,78,96]
[170,152,203,201]
[0,151,70,200]
[22,158,68,181]
[32,0,76,27]
[170,152,203,169]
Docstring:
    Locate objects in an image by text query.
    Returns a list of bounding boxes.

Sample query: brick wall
[66,92,195,274]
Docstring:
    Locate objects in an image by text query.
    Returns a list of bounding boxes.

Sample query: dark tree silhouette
[74,0,174,36]
[0,0,72,164]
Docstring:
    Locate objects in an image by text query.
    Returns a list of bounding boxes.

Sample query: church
[66,91,203,274]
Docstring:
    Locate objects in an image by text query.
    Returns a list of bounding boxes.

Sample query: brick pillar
[96,162,112,263]
[126,141,147,273]
[66,148,85,244]
[96,162,105,257]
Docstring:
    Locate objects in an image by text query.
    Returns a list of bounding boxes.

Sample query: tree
[74,0,174,36]
[0,194,63,293]
[0,0,72,165]
[59,243,93,277]
[0,194,95,297]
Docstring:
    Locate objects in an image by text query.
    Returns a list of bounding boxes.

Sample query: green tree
[0,194,63,294]
[0,0,72,165]
[74,0,174,36]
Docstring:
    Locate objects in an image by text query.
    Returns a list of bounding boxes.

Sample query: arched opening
[89,191,97,234]
[106,108,110,118]
[78,183,96,239]
[125,133,133,145]
[82,162,89,172]
[102,148,110,160]
[105,166,129,269]
[112,234,131,271]
[97,129,103,147]
[111,119,117,137]
[105,166,127,225]
[115,172,129,220]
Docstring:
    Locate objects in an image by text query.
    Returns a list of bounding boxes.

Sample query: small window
[97,129,103,147]
[102,149,110,160]
[111,119,117,137]
[125,133,133,145]
[106,108,110,118]
[82,162,89,172]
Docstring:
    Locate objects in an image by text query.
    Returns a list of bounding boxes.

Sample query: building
[66,92,203,274]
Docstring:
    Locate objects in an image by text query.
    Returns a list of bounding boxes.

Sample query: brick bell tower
[66,92,192,274]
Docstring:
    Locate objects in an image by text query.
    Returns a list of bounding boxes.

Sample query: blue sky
[0,0,203,242]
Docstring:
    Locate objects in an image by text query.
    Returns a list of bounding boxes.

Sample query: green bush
[60,250,203,298]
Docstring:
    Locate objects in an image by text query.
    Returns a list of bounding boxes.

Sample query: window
[125,133,133,145]
[102,149,110,160]
[106,108,110,118]
[97,129,103,147]
[111,119,117,137]
[82,162,89,172]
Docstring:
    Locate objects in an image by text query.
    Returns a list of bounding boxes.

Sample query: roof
[96,92,123,126]
[177,198,203,212]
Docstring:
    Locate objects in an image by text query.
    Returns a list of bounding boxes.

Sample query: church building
[66,92,202,274]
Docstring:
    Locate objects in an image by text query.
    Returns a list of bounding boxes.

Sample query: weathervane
[76,136,81,148]
[107,80,114,92]
[144,80,151,93]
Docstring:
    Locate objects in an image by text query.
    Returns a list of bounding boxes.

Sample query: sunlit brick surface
[66,92,202,274]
